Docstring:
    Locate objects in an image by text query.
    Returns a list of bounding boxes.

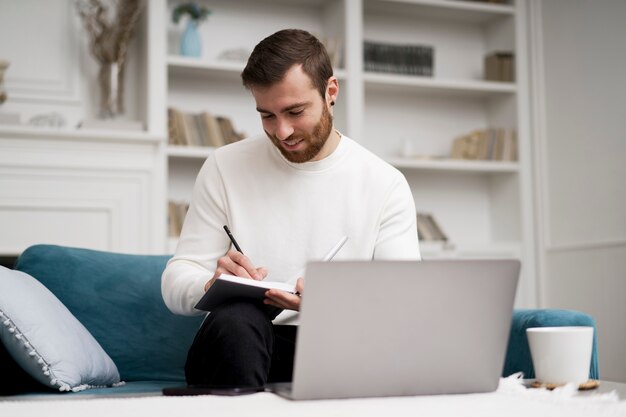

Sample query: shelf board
[364,72,516,97]
[387,157,519,173]
[420,241,521,259]
[167,145,214,159]
[0,125,161,143]
[167,55,347,80]
[168,56,245,77]
[365,0,515,24]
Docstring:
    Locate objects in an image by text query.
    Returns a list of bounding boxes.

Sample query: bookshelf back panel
[486,94,517,129]
[488,174,521,242]
[167,0,343,62]
[363,11,487,81]
[363,90,489,158]
[403,170,494,245]
[168,158,206,202]
[484,14,515,56]
[404,170,521,244]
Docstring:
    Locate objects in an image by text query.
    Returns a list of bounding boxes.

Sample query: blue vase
[180,21,201,57]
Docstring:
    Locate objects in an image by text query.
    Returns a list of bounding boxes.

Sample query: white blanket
[2,375,625,417]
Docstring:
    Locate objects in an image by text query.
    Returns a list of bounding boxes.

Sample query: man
[162,29,420,388]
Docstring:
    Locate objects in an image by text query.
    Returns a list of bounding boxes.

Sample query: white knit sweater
[161,134,420,323]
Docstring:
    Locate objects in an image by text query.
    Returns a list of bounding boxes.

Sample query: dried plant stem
[76,0,142,117]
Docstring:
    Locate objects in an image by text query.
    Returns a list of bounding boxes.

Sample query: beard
[266,103,334,163]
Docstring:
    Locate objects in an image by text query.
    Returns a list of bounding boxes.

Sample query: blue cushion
[0,266,120,392]
[504,309,599,379]
[14,245,205,382]
[10,380,177,398]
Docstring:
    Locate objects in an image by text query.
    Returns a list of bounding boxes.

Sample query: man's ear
[326,76,339,107]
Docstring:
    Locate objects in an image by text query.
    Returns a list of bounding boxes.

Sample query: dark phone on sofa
[162,385,265,396]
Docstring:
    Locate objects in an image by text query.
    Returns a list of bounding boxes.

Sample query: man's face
[252,65,336,163]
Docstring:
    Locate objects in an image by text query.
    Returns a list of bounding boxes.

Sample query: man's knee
[207,301,273,340]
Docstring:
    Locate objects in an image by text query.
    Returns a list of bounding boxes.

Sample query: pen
[223,225,243,254]
[294,236,348,295]
[322,235,348,262]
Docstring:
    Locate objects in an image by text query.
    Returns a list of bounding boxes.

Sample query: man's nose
[275,119,294,140]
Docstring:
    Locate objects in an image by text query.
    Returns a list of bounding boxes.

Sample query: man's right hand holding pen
[204,249,269,292]
[204,225,268,292]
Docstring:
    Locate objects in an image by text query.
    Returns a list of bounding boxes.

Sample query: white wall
[530,0,626,382]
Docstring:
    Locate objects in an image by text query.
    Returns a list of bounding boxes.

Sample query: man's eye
[261,114,274,120]
[289,110,304,116]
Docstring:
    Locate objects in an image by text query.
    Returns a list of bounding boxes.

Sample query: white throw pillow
[0,266,121,392]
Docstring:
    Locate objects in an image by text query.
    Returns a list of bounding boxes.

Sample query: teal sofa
[0,245,599,397]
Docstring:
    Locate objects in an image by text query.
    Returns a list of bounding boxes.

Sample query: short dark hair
[241,29,333,99]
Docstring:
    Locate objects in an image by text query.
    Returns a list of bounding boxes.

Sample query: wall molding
[3,0,81,104]
[546,238,626,253]
[527,0,550,307]
[0,134,165,254]
[0,200,114,255]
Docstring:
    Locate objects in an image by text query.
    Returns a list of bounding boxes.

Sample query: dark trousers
[185,301,297,387]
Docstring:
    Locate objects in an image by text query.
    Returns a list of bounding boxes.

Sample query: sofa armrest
[503,309,599,379]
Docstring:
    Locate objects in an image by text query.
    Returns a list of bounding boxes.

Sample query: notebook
[194,274,295,312]
[270,259,520,400]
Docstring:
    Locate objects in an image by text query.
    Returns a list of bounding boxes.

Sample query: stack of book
[484,52,515,82]
[416,213,448,242]
[450,128,517,162]
[363,41,434,76]
[168,201,190,237]
[168,108,245,148]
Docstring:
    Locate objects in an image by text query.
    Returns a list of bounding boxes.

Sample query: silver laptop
[271,259,520,400]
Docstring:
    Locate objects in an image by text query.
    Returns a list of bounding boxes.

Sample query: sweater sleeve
[373,172,421,261]
[161,153,231,316]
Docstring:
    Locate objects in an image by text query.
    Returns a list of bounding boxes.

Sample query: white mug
[526,326,593,385]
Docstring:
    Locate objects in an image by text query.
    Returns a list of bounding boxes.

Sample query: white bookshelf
[151,0,536,306]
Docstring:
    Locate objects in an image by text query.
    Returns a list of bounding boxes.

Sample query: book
[203,112,226,147]
[416,212,448,242]
[194,274,296,312]
[167,107,245,148]
[167,200,189,237]
[484,52,515,82]
[450,128,517,162]
[363,40,434,77]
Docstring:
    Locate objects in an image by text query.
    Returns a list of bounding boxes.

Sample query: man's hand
[264,278,305,311]
[204,250,268,292]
